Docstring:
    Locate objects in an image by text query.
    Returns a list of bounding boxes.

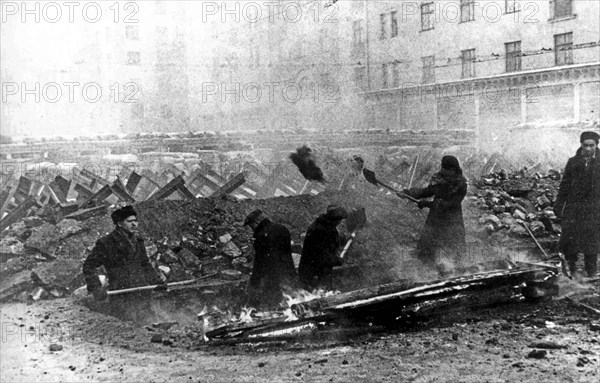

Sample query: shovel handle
[339,232,356,259]
[107,273,219,296]
[376,181,419,203]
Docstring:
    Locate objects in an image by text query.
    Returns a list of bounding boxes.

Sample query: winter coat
[555,148,600,254]
[83,228,163,292]
[298,215,346,288]
[248,219,297,295]
[405,170,468,265]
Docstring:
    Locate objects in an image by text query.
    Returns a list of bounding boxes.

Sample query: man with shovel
[299,205,365,290]
[83,205,166,301]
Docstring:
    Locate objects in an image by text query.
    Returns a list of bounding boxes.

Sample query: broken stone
[152,321,178,330]
[158,265,171,279]
[219,233,232,243]
[145,243,158,258]
[0,237,24,256]
[220,269,242,280]
[536,195,551,209]
[526,213,538,222]
[222,242,242,258]
[514,198,536,213]
[22,216,45,228]
[49,344,63,352]
[508,224,528,238]
[150,334,163,343]
[492,205,506,214]
[527,350,547,359]
[159,249,179,264]
[231,257,252,273]
[177,248,201,269]
[480,215,501,228]
[55,219,85,239]
[577,357,590,367]
[31,286,49,301]
[512,210,527,221]
[529,221,546,236]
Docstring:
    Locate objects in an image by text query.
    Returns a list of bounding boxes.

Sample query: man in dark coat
[401,155,468,269]
[554,131,600,277]
[83,205,165,301]
[298,205,349,290]
[244,209,297,307]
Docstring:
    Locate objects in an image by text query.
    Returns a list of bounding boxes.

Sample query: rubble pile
[470,168,562,242]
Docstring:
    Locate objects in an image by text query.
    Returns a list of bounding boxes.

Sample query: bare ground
[2,285,599,383]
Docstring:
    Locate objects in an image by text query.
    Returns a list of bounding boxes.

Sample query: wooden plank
[176,183,196,200]
[125,171,142,194]
[0,196,38,232]
[74,183,94,201]
[110,178,136,203]
[82,184,112,208]
[79,168,110,186]
[147,175,185,201]
[210,173,246,199]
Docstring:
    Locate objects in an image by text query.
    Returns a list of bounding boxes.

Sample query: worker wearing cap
[244,209,297,307]
[83,205,166,301]
[299,205,349,290]
[554,131,600,277]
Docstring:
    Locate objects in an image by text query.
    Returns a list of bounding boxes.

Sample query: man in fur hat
[244,209,297,307]
[299,205,349,290]
[83,205,165,301]
[554,131,600,277]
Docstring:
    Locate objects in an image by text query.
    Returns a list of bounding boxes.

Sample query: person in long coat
[83,205,165,300]
[554,131,600,277]
[298,205,349,290]
[244,209,297,307]
[401,156,468,269]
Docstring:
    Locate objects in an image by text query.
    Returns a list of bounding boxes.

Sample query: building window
[392,62,400,88]
[421,3,435,31]
[460,0,475,22]
[553,0,573,19]
[461,49,476,78]
[379,13,387,40]
[354,66,366,91]
[422,55,435,83]
[125,25,139,40]
[390,11,398,38]
[505,41,521,72]
[126,51,141,65]
[505,0,519,13]
[382,63,388,89]
[554,32,573,66]
[352,20,365,57]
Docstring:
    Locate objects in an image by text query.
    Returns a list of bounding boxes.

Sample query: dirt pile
[470,167,562,250]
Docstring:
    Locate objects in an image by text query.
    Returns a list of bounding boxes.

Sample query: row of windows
[378,0,574,36]
[368,32,574,89]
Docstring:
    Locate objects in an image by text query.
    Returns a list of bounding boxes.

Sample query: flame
[282,288,340,321]
[238,306,256,323]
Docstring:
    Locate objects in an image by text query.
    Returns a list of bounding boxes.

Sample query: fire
[282,288,340,321]
[197,289,339,341]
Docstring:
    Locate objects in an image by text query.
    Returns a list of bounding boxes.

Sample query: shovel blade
[362,168,379,186]
[346,207,367,233]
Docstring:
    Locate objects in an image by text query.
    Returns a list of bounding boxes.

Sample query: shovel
[107,273,219,296]
[362,168,419,203]
[519,221,571,279]
[339,207,367,259]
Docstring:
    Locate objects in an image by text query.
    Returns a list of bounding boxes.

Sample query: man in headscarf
[401,156,468,271]
[299,205,349,290]
[244,209,297,307]
[554,131,600,277]
[83,205,166,301]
